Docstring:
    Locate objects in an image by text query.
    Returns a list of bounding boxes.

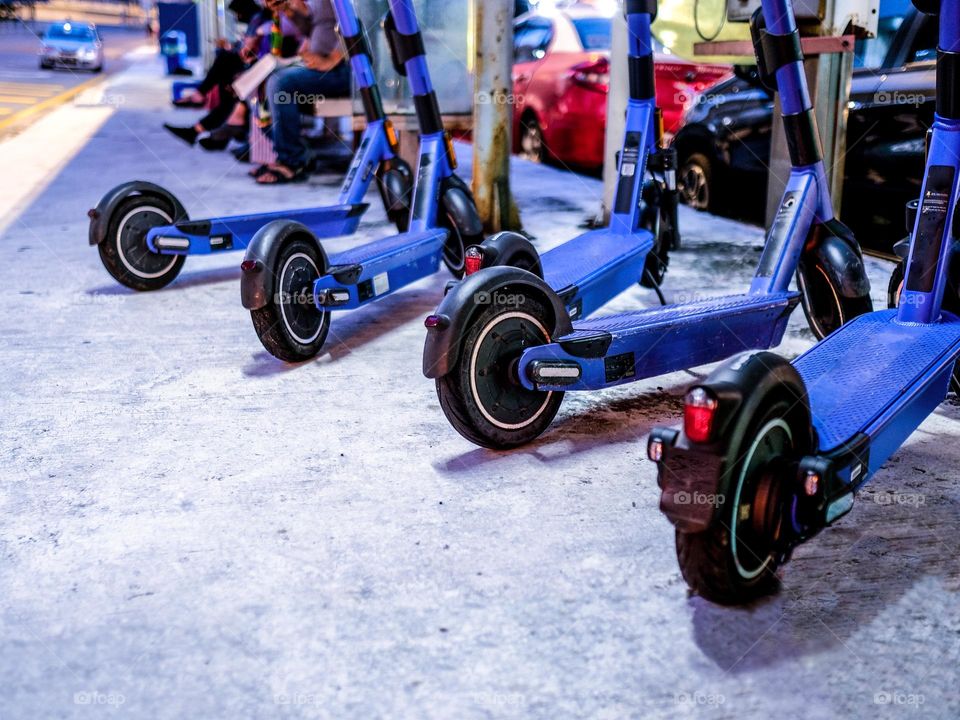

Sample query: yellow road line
[0,95,40,105]
[0,74,106,134]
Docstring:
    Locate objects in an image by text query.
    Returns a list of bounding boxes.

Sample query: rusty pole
[472,0,521,232]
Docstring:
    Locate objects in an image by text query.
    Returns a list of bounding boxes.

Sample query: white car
[39,21,104,72]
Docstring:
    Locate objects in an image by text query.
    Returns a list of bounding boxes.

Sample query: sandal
[256,164,308,185]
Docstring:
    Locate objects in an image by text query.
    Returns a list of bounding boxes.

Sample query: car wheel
[679,152,713,212]
[519,115,546,164]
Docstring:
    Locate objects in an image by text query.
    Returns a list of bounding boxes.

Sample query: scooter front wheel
[97,195,186,291]
[676,397,805,605]
[250,238,330,362]
[436,297,563,449]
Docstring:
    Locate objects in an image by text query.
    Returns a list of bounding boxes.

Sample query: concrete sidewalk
[1,53,958,720]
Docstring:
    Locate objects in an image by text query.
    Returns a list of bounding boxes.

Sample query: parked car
[672,6,936,257]
[39,21,104,72]
[512,4,730,170]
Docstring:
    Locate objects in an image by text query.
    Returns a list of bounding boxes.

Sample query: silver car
[39,21,104,72]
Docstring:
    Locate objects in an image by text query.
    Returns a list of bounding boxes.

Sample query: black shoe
[199,135,229,151]
[170,67,194,76]
[231,144,250,162]
[163,123,198,146]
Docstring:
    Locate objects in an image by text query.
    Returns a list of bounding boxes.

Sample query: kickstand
[643,267,667,306]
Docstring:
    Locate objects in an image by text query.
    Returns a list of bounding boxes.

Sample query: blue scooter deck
[523,291,800,391]
[541,228,653,315]
[315,228,449,309]
[148,204,368,255]
[796,310,960,452]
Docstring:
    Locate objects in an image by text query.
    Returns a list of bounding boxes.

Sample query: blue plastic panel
[330,228,444,266]
[520,291,799,391]
[542,228,652,292]
[796,310,960,452]
[562,292,797,336]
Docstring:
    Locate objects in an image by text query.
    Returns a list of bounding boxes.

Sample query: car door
[511,17,554,141]
[843,10,936,255]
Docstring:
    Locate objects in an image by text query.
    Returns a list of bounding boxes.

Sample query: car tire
[678,152,713,212]
[519,115,546,164]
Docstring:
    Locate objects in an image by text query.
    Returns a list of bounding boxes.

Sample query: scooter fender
[375,157,413,231]
[88,181,187,246]
[423,266,571,379]
[240,220,329,311]
[477,231,544,278]
[440,174,484,240]
[656,351,812,533]
[799,218,871,300]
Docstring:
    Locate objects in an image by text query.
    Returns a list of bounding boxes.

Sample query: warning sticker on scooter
[907,165,955,294]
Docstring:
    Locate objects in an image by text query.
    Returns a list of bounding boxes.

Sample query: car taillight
[464,246,483,276]
[571,57,609,93]
[683,387,718,443]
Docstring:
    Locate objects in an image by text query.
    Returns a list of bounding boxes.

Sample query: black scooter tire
[97,194,186,291]
[436,296,563,449]
[677,395,808,605]
[797,257,872,340]
[250,237,330,362]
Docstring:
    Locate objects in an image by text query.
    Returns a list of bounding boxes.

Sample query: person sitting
[255,0,350,184]
[163,0,302,150]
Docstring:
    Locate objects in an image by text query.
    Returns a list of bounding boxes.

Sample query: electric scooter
[423,0,872,449]
[87,0,414,292]
[240,0,483,362]
[648,0,960,606]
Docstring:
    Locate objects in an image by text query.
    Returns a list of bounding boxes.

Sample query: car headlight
[80,48,97,60]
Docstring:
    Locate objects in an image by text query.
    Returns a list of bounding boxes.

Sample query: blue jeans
[266,62,351,168]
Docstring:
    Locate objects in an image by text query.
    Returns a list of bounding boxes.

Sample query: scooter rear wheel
[250,237,330,362]
[436,297,563,449]
[676,397,804,604]
[97,195,186,291]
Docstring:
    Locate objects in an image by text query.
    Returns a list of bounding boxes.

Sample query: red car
[512,5,731,170]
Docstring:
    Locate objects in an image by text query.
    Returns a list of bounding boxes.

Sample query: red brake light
[424,314,449,329]
[571,57,610,93]
[464,246,483,276]
[684,387,718,443]
[240,259,261,273]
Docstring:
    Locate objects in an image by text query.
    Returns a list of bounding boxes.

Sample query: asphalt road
[0,19,148,136]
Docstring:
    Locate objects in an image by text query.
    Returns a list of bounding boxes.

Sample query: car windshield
[46,25,95,42]
[572,17,611,51]
[853,15,902,68]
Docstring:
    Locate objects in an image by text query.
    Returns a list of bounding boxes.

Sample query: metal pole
[601,5,628,224]
[472,0,521,232]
